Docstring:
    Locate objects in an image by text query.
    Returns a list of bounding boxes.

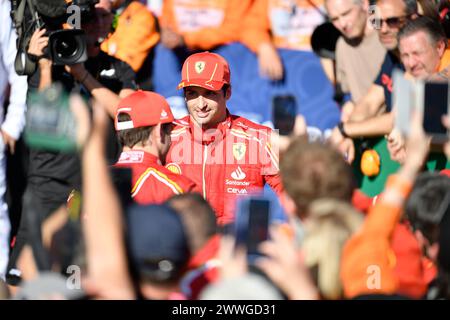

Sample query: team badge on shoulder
[166,163,182,175]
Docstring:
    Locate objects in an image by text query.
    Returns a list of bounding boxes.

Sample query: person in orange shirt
[159,0,252,51]
[340,111,431,299]
[240,0,330,81]
[101,1,160,89]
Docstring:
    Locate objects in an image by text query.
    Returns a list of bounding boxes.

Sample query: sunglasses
[371,15,411,29]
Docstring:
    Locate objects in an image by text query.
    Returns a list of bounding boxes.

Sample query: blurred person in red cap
[80,100,191,299]
[165,52,283,225]
[114,90,197,204]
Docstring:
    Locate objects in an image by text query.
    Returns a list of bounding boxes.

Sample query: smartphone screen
[235,198,270,263]
[246,199,270,258]
[272,95,297,136]
[393,69,413,136]
[423,82,449,142]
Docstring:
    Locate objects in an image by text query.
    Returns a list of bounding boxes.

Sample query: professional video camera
[11,0,99,75]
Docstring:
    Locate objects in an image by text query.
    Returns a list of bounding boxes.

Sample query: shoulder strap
[12,0,38,75]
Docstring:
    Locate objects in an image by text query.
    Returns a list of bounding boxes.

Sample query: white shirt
[0,0,27,140]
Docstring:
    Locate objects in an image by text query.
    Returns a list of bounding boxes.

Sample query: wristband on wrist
[28,53,43,63]
[337,121,350,139]
[80,71,89,84]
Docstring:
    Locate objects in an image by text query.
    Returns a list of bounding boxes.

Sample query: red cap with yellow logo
[177,52,231,91]
[115,90,174,131]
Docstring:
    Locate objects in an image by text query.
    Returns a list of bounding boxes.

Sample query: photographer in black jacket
[7,0,136,284]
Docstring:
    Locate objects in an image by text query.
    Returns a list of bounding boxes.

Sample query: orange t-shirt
[101,2,159,72]
[437,47,450,72]
[241,0,326,52]
[341,202,401,299]
[160,0,252,50]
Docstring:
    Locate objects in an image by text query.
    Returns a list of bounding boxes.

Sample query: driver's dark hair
[116,113,154,148]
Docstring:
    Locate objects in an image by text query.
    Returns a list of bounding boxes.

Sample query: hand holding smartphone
[393,68,449,144]
[423,82,449,144]
[272,95,297,136]
[234,197,271,264]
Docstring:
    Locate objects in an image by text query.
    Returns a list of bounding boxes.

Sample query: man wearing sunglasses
[329,0,418,162]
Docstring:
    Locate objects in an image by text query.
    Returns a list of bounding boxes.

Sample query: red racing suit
[165,111,283,224]
[114,150,197,204]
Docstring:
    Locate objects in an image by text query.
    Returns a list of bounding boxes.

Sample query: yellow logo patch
[166,163,182,175]
[232,143,246,161]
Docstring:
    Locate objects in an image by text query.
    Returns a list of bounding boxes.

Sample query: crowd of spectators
[0,0,449,300]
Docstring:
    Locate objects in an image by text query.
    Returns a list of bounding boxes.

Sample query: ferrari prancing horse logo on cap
[195,61,206,74]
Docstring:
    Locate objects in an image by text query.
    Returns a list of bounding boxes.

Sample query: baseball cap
[115,90,174,131]
[126,204,190,283]
[177,52,230,91]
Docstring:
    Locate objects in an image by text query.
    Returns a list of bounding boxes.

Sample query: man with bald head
[325,0,386,113]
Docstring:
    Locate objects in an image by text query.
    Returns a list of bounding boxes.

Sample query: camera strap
[12,0,38,75]
[14,44,37,76]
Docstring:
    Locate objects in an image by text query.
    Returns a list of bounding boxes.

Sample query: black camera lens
[48,30,88,65]
[54,36,78,59]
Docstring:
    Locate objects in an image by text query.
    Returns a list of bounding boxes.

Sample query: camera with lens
[11,0,99,75]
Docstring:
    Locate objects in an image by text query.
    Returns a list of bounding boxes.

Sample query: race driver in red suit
[114,90,197,204]
[165,52,283,225]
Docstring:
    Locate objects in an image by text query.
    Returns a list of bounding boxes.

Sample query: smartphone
[393,71,449,143]
[423,82,449,144]
[25,83,78,152]
[393,69,414,136]
[272,95,297,136]
[234,197,271,264]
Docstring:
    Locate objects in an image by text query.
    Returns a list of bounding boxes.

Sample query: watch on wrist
[337,122,350,139]
[28,53,43,63]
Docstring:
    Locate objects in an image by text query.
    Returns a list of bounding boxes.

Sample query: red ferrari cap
[177,51,231,91]
[115,90,174,131]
